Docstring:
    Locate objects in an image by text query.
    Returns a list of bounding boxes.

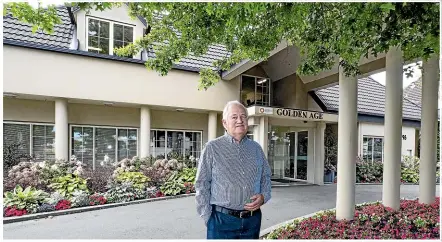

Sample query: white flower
[38,161,47,168]
[51,164,58,170]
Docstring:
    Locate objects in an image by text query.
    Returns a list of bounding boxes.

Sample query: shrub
[141,159,187,187]
[401,156,420,184]
[356,157,383,183]
[70,190,90,208]
[3,161,47,192]
[3,185,49,214]
[4,206,28,217]
[39,156,87,184]
[104,181,137,203]
[89,193,107,206]
[48,173,89,199]
[116,171,150,190]
[81,167,114,193]
[37,203,55,213]
[47,192,66,206]
[160,171,185,196]
[3,141,34,176]
[112,156,151,175]
[55,200,71,210]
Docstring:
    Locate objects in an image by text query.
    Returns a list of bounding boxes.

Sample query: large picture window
[240,75,271,107]
[71,125,138,169]
[3,122,55,162]
[87,17,134,56]
[362,136,384,163]
[150,129,202,160]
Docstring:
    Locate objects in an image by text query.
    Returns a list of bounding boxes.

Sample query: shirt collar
[224,131,248,144]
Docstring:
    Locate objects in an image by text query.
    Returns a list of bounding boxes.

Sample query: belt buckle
[239,211,245,218]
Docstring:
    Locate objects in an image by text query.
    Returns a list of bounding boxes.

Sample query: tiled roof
[314,77,422,121]
[3,7,74,48]
[404,77,422,107]
[2,7,230,71]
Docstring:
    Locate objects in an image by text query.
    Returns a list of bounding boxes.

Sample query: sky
[369,61,422,89]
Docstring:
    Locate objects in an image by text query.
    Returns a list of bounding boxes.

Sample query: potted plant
[324,163,336,183]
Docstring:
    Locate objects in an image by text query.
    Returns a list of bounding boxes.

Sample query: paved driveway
[3,184,439,239]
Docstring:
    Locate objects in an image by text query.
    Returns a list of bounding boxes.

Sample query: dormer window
[87,17,134,56]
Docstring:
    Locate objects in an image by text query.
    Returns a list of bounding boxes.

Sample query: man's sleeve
[195,142,213,225]
[259,146,272,204]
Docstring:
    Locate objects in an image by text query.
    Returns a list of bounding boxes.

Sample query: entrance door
[283,130,308,180]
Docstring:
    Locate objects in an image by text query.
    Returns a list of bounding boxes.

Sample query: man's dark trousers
[206,209,262,239]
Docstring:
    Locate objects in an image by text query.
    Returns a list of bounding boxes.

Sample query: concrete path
[3,184,439,239]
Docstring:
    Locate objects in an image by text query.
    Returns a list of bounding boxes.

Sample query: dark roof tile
[315,77,421,121]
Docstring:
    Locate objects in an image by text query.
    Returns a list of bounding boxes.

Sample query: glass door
[283,130,308,180]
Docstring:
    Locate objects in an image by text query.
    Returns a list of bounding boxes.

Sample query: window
[87,17,134,56]
[240,75,271,107]
[362,136,384,163]
[3,122,55,162]
[70,125,138,169]
[150,129,203,160]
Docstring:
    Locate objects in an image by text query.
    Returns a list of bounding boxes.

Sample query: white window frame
[150,128,203,159]
[362,135,384,163]
[3,121,55,160]
[70,124,139,170]
[240,74,272,107]
[85,16,135,56]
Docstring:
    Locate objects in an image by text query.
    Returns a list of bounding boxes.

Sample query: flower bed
[263,197,440,239]
[3,155,197,217]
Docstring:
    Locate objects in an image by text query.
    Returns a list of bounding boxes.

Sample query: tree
[3,2,439,90]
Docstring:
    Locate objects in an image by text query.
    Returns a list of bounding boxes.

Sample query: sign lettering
[276,108,324,120]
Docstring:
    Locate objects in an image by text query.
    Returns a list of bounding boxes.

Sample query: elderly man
[195,100,272,239]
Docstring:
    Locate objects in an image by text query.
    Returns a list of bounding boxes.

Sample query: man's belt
[213,205,259,219]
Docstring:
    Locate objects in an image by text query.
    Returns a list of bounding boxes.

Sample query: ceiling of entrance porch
[222,43,386,91]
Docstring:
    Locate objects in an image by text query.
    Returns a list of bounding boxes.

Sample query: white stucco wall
[358,122,417,157]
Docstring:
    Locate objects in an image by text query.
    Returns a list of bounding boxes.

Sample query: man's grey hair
[222,100,248,120]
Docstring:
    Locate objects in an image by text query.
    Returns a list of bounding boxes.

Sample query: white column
[315,122,326,185]
[382,46,403,210]
[140,106,151,158]
[259,116,268,158]
[253,123,260,142]
[336,65,358,220]
[55,98,69,161]
[208,112,218,141]
[419,55,439,204]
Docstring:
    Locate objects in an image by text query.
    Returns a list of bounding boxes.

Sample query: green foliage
[104,181,138,203]
[160,171,185,196]
[48,174,89,199]
[356,158,383,183]
[179,168,197,184]
[5,2,439,91]
[70,190,90,208]
[3,185,49,213]
[116,171,150,190]
[401,156,420,184]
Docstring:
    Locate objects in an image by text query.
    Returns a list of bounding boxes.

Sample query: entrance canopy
[247,105,338,123]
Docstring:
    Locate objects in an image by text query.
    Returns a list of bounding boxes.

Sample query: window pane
[184,132,202,161]
[124,26,133,42]
[362,137,370,162]
[88,36,99,49]
[113,24,123,40]
[241,76,257,107]
[114,40,124,49]
[95,128,116,167]
[32,125,55,162]
[117,129,128,161]
[98,37,109,54]
[153,130,166,159]
[373,138,383,162]
[88,19,98,36]
[3,123,31,159]
[167,131,184,158]
[99,21,110,38]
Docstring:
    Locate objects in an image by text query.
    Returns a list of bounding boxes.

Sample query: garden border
[258,196,423,238]
[3,193,196,224]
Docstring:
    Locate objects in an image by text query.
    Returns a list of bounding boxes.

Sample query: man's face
[222,104,248,138]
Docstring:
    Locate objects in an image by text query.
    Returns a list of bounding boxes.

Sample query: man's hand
[244,194,264,211]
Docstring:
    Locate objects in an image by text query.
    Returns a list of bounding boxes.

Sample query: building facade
[3,5,424,186]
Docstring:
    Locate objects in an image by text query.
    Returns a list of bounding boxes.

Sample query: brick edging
[3,193,196,224]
